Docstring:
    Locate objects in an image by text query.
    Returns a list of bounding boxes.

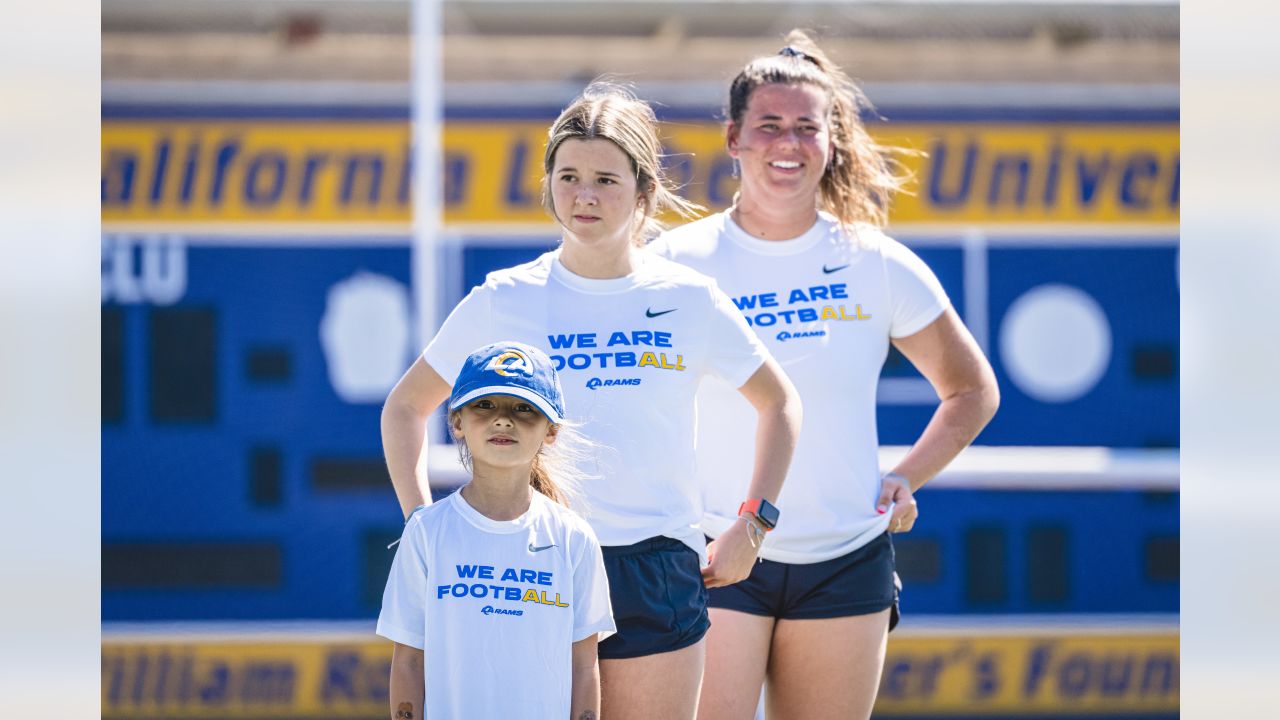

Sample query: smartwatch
[738,498,780,531]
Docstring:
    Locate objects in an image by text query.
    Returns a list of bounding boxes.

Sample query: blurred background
[101,0,1178,717]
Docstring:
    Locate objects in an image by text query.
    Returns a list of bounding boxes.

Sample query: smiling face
[728,82,833,211]
[451,394,558,474]
[548,138,645,255]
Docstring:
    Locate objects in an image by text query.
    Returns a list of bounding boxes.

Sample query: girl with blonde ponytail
[651,30,1000,720]
[379,341,614,719]
[381,82,802,720]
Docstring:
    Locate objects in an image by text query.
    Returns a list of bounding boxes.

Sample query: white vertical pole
[411,0,444,350]
[962,227,990,355]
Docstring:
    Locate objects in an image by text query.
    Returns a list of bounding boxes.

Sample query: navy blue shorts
[597,536,711,660]
[707,532,901,630]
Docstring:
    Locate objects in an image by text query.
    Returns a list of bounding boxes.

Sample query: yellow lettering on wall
[101,120,1179,228]
[99,630,1178,717]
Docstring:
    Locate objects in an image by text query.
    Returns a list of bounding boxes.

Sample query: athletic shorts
[597,536,711,660]
[707,531,901,630]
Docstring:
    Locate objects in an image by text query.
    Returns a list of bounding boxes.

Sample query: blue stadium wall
[102,100,1179,623]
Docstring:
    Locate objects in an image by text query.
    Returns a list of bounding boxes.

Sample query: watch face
[758,499,780,528]
[740,499,780,529]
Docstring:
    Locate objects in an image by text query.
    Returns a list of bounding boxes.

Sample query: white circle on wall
[320,271,413,404]
[999,284,1112,403]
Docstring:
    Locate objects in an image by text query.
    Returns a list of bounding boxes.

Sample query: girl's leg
[601,639,706,720]
[763,609,890,720]
[696,608,775,720]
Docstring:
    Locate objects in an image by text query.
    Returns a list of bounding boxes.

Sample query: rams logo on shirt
[487,349,533,378]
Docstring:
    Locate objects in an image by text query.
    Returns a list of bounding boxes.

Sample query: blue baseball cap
[448,341,566,424]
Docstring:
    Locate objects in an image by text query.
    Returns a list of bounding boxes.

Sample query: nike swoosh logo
[528,543,557,553]
[822,264,850,274]
[646,308,677,318]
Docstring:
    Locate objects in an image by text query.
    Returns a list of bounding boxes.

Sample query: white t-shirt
[377,491,615,718]
[651,211,950,564]
[423,249,769,560]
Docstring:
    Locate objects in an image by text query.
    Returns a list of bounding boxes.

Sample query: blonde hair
[449,411,596,512]
[542,81,703,245]
[728,29,917,230]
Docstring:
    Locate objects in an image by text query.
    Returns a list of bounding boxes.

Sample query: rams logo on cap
[487,349,534,378]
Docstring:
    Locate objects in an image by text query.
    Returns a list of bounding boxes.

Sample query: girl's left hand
[701,517,762,588]
[877,474,918,533]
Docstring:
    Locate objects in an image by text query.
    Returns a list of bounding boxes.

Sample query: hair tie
[779,45,814,63]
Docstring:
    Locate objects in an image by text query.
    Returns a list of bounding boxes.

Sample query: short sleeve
[883,239,951,339]
[570,527,616,643]
[646,235,674,259]
[376,518,428,649]
[422,284,494,385]
[701,284,770,388]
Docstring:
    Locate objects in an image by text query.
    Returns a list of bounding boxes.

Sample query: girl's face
[728,82,833,210]
[549,138,644,253]
[452,395,558,472]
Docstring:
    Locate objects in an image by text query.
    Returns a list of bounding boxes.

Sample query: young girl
[381,84,801,719]
[651,31,1000,720]
[378,341,616,719]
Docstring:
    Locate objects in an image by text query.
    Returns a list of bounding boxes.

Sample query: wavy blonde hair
[728,29,918,230]
[542,81,704,245]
